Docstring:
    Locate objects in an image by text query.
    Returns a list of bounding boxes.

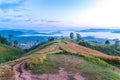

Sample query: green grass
[0,44,24,55]
[76,62,120,80]
[27,50,120,80]
[0,44,25,63]
[56,50,111,68]
[29,57,59,74]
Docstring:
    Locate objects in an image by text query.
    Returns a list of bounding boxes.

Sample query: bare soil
[12,60,85,80]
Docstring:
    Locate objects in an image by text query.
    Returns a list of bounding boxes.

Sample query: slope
[78,41,120,56]
[0,44,25,63]
[61,41,120,62]
[0,40,120,80]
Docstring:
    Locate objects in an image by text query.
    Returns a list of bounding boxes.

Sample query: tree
[48,36,55,41]
[105,40,110,45]
[14,40,19,48]
[36,40,39,43]
[0,35,8,44]
[8,34,13,46]
[76,33,81,41]
[113,39,120,47]
[70,32,74,40]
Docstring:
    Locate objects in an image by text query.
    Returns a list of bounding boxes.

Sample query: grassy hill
[27,54,120,80]
[26,41,120,80]
[78,41,120,56]
[0,44,25,63]
[0,40,120,80]
[26,46,120,80]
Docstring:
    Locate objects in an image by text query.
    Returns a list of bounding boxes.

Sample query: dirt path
[12,44,86,80]
[13,61,85,80]
[13,60,32,80]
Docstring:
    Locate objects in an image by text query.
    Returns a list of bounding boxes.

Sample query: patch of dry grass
[61,41,120,63]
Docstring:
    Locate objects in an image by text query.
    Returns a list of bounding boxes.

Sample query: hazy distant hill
[78,28,117,32]
[0,30,39,37]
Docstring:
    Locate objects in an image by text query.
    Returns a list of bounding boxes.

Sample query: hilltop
[0,40,120,80]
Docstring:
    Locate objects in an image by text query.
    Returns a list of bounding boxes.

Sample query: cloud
[40,19,61,23]
[0,0,26,10]
[1,0,119,30]
[69,0,120,28]
[47,20,61,23]
[0,18,11,22]
[13,15,24,18]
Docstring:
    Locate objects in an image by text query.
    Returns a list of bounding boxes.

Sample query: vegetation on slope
[0,40,60,80]
[0,40,120,80]
[77,41,120,67]
[0,44,25,63]
[26,51,120,80]
[78,41,120,56]
[26,40,60,55]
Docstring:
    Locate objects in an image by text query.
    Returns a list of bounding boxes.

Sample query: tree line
[0,34,18,48]
[70,32,82,41]
[70,32,120,47]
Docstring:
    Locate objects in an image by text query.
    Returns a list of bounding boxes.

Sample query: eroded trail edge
[13,60,85,80]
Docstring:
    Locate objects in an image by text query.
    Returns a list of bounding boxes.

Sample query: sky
[0,0,120,30]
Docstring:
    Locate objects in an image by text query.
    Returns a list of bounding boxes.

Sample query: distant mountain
[112,30,120,33]
[0,30,39,37]
[22,30,39,34]
[78,28,117,32]
[15,36,48,43]
[0,29,62,43]
[83,36,109,44]
[0,30,24,37]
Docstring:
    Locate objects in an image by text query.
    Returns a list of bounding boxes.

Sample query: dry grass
[0,65,13,80]
[49,54,84,73]
[60,41,120,63]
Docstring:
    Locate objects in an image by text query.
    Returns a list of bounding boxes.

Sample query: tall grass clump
[27,54,47,69]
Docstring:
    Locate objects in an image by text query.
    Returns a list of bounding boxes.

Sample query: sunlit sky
[0,0,120,30]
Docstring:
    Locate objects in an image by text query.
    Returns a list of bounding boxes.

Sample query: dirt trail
[12,45,60,80]
[13,61,85,80]
[12,44,86,80]
[13,60,32,80]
